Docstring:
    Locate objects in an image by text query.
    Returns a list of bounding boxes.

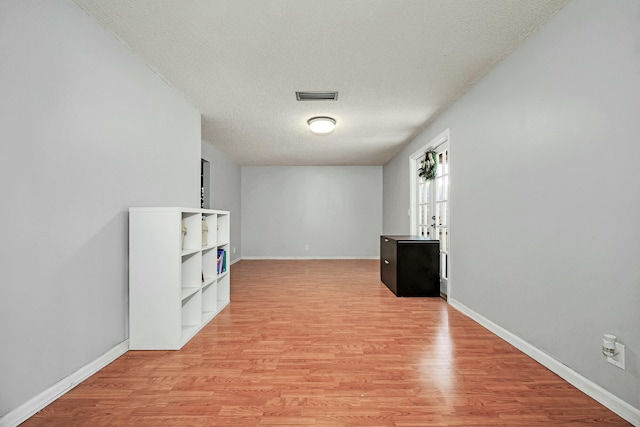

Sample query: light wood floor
[24,260,628,426]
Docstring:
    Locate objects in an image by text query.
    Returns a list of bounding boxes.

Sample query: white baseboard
[0,340,129,427]
[240,256,379,260]
[448,298,640,426]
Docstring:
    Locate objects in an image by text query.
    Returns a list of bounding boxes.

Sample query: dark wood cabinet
[380,235,440,297]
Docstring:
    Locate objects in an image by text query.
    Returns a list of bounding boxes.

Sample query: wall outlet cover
[606,342,625,370]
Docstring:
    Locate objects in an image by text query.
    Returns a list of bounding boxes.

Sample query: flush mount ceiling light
[307,116,336,135]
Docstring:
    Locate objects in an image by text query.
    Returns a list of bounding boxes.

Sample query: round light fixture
[307,116,336,135]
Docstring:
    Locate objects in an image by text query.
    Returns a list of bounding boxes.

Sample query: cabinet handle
[384,259,389,264]
[384,239,389,242]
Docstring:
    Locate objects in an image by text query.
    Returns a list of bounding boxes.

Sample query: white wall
[201,140,242,263]
[242,166,382,258]
[383,0,639,414]
[0,0,200,418]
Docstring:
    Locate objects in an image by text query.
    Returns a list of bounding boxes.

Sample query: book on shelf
[217,249,226,274]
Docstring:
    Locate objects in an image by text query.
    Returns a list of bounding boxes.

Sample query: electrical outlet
[233,247,236,254]
[305,244,309,250]
[607,342,626,370]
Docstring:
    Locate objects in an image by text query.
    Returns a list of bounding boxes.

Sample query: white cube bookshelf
[129,207,230,350]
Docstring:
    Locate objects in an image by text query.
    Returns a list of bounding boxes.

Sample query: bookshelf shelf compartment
[181,248,200,257]
[217,272,230,305]
[181,287,200,300]
[129,207,230,350]
[202,281,218,313]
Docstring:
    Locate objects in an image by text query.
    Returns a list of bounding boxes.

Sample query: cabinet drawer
[380,236,397,264]
[380,258,397,295]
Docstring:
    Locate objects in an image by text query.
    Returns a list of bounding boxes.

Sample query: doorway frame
[408,128,451,297]
[201,159,210,209]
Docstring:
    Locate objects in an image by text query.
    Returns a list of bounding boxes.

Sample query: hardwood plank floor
[23,260,629,426]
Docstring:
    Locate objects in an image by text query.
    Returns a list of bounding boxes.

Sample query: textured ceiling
[73,0,569,166]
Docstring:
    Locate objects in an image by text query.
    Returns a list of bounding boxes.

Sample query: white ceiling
[73,0,569,166]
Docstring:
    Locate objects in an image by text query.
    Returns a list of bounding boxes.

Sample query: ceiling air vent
[296,91,338,101]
